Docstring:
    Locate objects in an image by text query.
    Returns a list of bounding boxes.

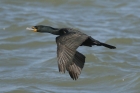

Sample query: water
[0,0,140,93]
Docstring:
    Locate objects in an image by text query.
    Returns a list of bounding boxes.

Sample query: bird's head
[26,25,49,32]
[26,25,60,35]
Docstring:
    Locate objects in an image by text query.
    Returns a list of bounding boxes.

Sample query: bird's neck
[45,26,60,35]
[49,29,60,35]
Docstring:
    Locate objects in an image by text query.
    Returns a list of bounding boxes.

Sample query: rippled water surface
[0,0,140,93]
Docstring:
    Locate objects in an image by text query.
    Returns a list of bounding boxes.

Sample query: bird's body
[27,25,116,80]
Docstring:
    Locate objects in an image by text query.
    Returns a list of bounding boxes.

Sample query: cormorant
[26,25,116,80]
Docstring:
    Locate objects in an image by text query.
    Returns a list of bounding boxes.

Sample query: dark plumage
[27,25,116,80]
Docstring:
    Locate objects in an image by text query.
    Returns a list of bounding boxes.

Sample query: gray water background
[0,0,140,93]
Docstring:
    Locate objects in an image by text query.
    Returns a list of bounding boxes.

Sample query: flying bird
[27,25,116,80]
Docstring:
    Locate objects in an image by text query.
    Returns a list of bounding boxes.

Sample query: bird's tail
[97,42,116,49]
[89,37,116,49]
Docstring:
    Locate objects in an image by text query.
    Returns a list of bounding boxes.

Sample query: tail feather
[99,42,116,49]
[89,37,116,49]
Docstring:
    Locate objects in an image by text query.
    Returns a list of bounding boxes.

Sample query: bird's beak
[26,26,37,32]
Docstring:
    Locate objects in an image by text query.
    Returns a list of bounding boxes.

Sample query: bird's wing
[68,51,85,80]
[56,32,88,79]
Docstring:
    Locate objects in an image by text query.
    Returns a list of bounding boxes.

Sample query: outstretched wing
[67,51,85,80]
[56,32,88,79]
